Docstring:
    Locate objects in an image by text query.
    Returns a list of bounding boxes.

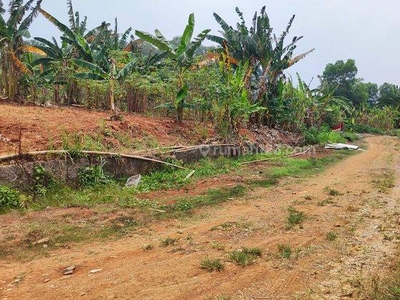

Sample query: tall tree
[320,59,358,105]
[377,83,400,107]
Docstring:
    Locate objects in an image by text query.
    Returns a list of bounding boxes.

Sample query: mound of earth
[0,103,302,157]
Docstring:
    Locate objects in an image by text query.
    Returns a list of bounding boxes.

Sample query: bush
[78,161,112,187]
[0,185,20,211]
[31,165,55,196]
[351,124,383,134]
[302,126,345,145]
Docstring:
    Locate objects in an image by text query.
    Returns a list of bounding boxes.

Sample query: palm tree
[0,0,43,101]
[135,13,210,122]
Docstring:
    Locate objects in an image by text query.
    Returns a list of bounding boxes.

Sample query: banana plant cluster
[135,13,210,122]
[207,6,314,126]
[2,1,339,133]
[0,0,43,101]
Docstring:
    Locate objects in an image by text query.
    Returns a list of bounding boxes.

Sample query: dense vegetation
[0,0,399,136]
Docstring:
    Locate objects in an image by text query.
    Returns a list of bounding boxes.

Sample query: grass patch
[160,237,179,247]
[229,247,262,266]
[210,242,226,251]
[317,198,335,206]
[372,169,395,193]
[277,244,292,259]
[324,187,342,196]
[326,231,338,241]
[360,261,400,299]
[200,257,224,272]
[286,206,306,229]
[0,216,140,261]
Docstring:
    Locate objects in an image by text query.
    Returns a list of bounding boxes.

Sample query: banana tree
[135,13,210,122]
[72,56,137,114]
[207,6,314,126]
[0,0,43,101]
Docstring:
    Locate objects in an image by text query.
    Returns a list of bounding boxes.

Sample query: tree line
[1,0,399,136]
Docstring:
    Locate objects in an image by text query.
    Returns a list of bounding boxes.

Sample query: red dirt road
[0,135,399,299]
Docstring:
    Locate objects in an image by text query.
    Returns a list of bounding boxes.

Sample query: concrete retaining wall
[0,155,161,190]
[0,143,263,189]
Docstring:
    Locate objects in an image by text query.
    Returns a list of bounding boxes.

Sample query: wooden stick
[18,127,22,157]
[291,147,311,157]
[0,150,188,170]
[184,170,196,180]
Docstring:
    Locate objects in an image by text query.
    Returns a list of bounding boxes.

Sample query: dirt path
[1,135,399,299]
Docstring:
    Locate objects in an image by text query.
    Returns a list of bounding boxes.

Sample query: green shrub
[303,126,320,145]
[31,165,55,196]
[351,124,383,134]
[0,185,20,211]
[303,126,345,145]
[78,160,112,187]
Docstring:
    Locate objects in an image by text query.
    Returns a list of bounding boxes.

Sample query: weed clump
[229,247,262,266]
[326,231,338,241]
[286,206,306,229]
[0,185,20,212]
[160,237,179,247]
[200,257,224,272]
[277,244,292,259]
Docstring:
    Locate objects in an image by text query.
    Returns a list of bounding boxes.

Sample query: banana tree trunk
[109,78,116,114]
[1,51,19,101]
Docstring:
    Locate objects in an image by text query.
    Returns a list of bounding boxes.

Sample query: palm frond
[67,0,76,31]
[213,12,232,33]
[73,72,105,80]
[135,30,172,53]
[20,44,46,56]
[288,49,314,67]
[39,8,75,41]
[9,50,31,74]
[116,57,137,81]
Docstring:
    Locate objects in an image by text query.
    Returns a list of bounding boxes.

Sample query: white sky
[24,0,400,86]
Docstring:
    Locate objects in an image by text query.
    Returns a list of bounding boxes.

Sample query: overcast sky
[26,0,400,87]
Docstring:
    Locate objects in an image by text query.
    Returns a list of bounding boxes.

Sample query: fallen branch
[0,149,189,170]
[290,147,311,157]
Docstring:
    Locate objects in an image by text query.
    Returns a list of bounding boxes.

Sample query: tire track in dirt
[1,135,399,300]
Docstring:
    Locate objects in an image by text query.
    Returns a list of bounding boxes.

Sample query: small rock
[89,269,103,274]
[63,265,76,275]
[43,279,50,283]
[36,238,50,245]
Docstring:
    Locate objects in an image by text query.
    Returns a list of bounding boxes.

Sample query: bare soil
[0,103,300,157]
[0,103,212,156]
[0,134,399,299]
